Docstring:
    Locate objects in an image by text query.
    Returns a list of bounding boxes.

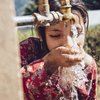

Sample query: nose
[62,36,74,48]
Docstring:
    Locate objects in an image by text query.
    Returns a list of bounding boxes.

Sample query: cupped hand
[43,46,85,75]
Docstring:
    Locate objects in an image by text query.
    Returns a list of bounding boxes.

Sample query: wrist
[44,61,58,76]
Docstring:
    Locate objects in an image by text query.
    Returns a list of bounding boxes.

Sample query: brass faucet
[33,0,75,26]
[38,0,50,16]
[60,0,75,21]
[33,0,52,26]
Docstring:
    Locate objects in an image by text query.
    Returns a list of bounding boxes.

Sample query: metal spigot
[33,0,63,26]
[59,0,75,21]
[38,0,50,16]
[32,0,75,27]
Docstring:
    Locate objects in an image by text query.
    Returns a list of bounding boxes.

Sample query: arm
[77,54,97,100]
[21,46,85,100]
[21,59,47,100]
[86,57,97,100]
[20,37,42,66]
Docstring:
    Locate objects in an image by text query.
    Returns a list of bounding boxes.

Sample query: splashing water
[58,25,88,100]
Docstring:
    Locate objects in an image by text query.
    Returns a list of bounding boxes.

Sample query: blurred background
[15,0,100,16]
[14,0,100,98]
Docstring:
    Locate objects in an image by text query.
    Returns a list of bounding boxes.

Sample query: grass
[17,29,37,42]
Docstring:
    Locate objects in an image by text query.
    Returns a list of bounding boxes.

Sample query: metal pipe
[15,11,100,27]
[59,0,75,21]
[16,0,75,27]
[33,0,53,26]
[38,0,50,16]
[15,15,34,26]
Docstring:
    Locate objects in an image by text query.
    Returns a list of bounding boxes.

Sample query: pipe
[33,0,63,26]
[16,0,75,27]
[59,0,75,21]
[15,15,34,26]
[38,0,50,16]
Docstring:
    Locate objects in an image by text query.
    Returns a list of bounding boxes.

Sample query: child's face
[45,11,85,51]
[45,21,73,51]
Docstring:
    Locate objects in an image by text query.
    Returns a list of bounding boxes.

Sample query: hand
[43,46,85,75]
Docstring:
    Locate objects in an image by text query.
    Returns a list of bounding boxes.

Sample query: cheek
[46,36,61,50]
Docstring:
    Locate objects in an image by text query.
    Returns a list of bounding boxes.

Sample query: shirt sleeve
[21,59,68,100]
[86,59,97,100]
[21,54,98,100]
[19,37,42,67]
[21,59,47,100]
[77,56,98,100]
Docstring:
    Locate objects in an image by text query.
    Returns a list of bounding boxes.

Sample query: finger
[61,55,82,67]
[66,60,81,66]
[62,53,84,62]
[60,60,80,67]
[56,46,79,54]
[60,61,74,67]
[65,59,81,64]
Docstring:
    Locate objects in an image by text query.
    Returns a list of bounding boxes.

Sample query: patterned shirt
[20,37,97,100]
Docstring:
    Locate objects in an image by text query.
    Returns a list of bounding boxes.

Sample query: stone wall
[0,0,23,100]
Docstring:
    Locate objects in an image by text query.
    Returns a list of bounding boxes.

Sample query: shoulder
[21,59,44,74]
[21,59,47,89]
[84,53,97,68]
[20,37,40,46]
[19,37,42,66]
[20,37,41,53]
[84,53,97,78]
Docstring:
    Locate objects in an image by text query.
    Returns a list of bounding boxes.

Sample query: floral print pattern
[20,37,44,67]
[20,37,97,100]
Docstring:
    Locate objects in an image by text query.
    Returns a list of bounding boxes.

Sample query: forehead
[46,21,70,30]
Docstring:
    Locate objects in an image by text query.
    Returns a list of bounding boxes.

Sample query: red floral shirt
[20,37,97,100]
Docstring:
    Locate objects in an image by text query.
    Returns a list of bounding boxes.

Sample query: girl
[20,0,97,100]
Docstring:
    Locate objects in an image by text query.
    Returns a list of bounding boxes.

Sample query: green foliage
[83,24,100,98]
[84,25,100,68]
[83,0,100,10]
[23,0,37,15]
[17,29,37,42]
[22,0,100,16]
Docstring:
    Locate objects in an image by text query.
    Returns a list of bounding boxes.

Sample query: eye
[49,34,61,38]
